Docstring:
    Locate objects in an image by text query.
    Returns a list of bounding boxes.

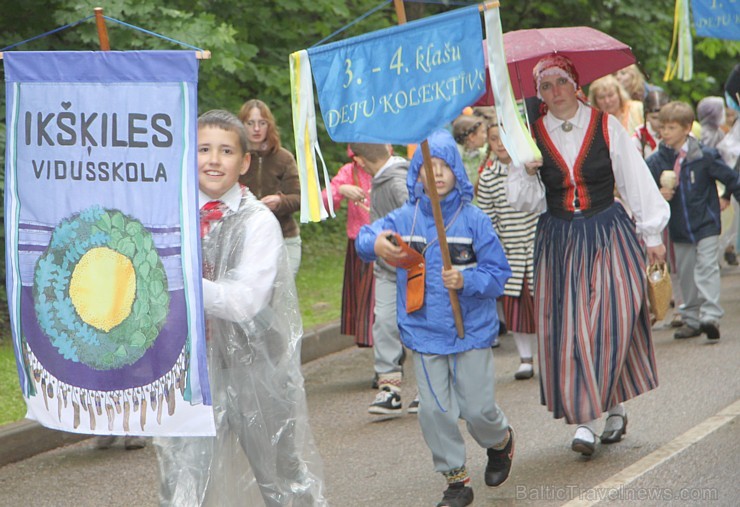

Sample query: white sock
[574,420,597,442]
[513,332,535,360]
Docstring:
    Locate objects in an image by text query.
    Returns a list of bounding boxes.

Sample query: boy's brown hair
[349,143,390,164]
[658,101,695,128]
[198,109,249,155]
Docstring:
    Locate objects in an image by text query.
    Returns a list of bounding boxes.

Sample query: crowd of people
[94,55,739,507]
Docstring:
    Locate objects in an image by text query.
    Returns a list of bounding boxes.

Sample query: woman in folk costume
[322,146,375,347]
[506,55,670,456]
[477,123,539,380]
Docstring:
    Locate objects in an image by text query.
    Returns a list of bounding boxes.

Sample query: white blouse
[507,103,669,247]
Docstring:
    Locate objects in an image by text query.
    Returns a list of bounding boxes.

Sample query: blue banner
[4,51,214,436]
[307,5,485,144]
[692,0,740,40]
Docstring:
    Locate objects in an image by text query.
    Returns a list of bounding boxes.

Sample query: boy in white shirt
[154,110,326,506]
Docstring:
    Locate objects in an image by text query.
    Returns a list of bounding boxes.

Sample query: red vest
[533,109,614,220]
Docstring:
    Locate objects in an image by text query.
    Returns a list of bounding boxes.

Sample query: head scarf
[697,97,726,149]
[532,54,587,114]
[533,54,579,99]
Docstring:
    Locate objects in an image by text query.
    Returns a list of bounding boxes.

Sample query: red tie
[674,149,686,183]
[200,200,224,238]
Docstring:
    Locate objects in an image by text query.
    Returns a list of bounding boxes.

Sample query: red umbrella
[476,26,636,105]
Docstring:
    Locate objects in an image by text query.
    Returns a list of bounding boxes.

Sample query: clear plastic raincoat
[154,187,326,506]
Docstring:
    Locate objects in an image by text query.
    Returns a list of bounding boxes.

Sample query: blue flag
[307,5,485,144]
[692,0,740,40]
[4,51,214,436]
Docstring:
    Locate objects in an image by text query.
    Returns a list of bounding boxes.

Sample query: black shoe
[437,482,473,507]
[673,325,701,339]
[95,436,117,449]
[724,249,738,266]
[485,427,514,487]
[700,321,721,340]
[407,394,419,414]
[124,436,147,450]
[571,426,596,456]
[600,414,628,444]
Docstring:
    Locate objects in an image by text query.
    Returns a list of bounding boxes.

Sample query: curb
[0,322,350,468]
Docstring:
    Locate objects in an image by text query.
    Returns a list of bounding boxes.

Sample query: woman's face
[595,87,622,116]
[466,122,487,149]
[615,69,635,91]
[244,107,268,146]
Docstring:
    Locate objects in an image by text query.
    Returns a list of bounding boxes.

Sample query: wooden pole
[94,7,110,50]
[393,1,465,338]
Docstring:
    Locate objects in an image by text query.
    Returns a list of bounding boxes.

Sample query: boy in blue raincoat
[356,129,514,507]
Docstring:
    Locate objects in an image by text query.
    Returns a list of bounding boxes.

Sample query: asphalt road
[1,268,739,507]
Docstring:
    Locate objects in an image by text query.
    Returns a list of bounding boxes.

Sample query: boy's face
[198,126,250,200]
[487,126,511,164]
[420,157,456,198]
[660,121,692,151]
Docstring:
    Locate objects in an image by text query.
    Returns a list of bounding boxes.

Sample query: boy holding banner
[356,130,513,507]
[154,110,326,506]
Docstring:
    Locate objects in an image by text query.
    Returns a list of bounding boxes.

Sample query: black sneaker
[368,388,402,415]
[485,427,514,487]
[700,321,721,340]
[408,395,420,414]
[437,482,473,507]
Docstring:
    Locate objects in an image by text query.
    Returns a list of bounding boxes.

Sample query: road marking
[562,398,740,507]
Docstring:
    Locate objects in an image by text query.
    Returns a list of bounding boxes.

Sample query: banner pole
[393,1,465,338]
[94,7,111,50]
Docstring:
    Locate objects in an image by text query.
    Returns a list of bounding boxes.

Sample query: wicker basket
[646,262,672,321]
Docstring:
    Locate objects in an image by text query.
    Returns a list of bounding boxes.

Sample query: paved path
[1,268,739,506]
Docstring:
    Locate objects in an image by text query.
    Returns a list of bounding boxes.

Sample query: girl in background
[477,124,539,379]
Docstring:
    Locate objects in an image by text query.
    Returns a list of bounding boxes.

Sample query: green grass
[0,339,26,425]
[295,216,347,330]
[0,211,349,425]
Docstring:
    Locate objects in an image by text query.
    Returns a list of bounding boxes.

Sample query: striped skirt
[534,203,658,424]
[341,238,375,347]
[501,276,535,334]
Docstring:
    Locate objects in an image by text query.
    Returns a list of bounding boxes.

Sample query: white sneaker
[368,388,402,415]
[514,361,534,380]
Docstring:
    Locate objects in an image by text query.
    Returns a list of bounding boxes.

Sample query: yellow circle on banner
[69,247,136,332]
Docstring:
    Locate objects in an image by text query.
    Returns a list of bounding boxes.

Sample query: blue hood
[407,129,474,205]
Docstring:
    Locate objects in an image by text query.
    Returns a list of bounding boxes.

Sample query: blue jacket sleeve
[355,211,399,263]
[459,212,512,300]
